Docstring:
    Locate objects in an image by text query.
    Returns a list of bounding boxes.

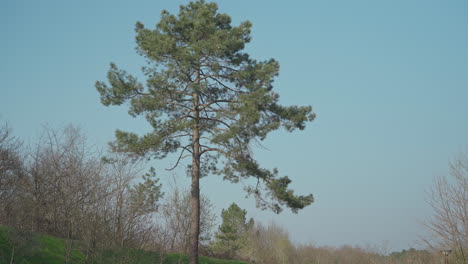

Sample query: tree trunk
[9,246,14,264]
[65,218,73,264]
[189,91,201,264]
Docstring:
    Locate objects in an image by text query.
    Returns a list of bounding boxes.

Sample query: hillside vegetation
[0,226,247,264]
[0,124,456,264]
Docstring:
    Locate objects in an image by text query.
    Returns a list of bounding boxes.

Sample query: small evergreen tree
[212,203,253,258]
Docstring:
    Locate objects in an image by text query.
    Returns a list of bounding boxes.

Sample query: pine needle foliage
[96,0,315,214]
[212,203,253,258]
[96,1,315,263]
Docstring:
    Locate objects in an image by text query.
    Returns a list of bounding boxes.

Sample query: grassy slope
[0,226,246,264]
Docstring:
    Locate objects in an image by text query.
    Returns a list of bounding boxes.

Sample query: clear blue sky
[2,0,467,252]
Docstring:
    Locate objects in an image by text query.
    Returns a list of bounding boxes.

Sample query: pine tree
[212,203,253,258]
[96,1,315,263]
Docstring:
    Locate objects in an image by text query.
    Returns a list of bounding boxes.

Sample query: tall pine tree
[96,1,315,263]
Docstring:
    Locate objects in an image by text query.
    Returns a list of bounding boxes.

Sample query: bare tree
[0,123,171,261]
[425,150,468,264]
[241,222,298,264]
[159,182,215,254]
[0,122,25,227]
[25,126,106,262]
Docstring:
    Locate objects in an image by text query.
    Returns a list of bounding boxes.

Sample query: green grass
[0,225,247,264]
[0,225,84,264]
